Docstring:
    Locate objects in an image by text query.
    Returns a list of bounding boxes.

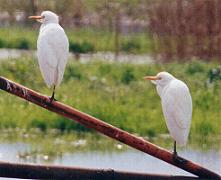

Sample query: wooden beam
[0,76,220,179]
[0,161,200,179]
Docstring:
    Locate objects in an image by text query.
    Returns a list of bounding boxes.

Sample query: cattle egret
[144,72,192,156]
[29,11,69,101]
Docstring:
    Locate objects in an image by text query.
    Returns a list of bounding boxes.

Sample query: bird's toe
[173,154,187,164]
[49,96,57,103]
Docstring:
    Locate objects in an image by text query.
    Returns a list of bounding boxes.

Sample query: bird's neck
[40,22,58,33]
[156,81,171,98]
[40,24,45,32]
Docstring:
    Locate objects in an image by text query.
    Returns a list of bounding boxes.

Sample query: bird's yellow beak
[28,15,43,20]
[143,76,161,80]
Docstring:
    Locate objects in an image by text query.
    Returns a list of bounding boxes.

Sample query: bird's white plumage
[160,79,192,145]
[149,72,192,146]
[36,11,69,88]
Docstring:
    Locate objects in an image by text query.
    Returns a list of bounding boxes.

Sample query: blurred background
[0,0,220,176]
[2,0,221,61]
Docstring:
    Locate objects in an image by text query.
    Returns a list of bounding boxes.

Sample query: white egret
[29,11,69,101]
[144,72,192,156]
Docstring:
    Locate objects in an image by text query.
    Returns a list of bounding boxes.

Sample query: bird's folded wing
[162,83,192,129]
[37,26,69,68]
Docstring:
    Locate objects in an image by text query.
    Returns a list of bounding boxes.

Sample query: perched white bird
[144,72,192,155]
[29,11,69,101]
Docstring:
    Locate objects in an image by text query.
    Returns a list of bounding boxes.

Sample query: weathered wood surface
[0,161,202,180]
[0,76,220,179]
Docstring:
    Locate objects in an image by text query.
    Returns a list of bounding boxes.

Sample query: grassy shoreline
[1,129,220,160]
[0,56,221,140]
[0,26,151,54]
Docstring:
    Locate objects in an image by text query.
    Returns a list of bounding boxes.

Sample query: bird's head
[144,71,175,87]
[29,11,59,24]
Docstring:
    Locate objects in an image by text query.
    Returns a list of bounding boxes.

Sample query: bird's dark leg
[172,141,186,163]
[49,85,56,102]
[173,141,177,156]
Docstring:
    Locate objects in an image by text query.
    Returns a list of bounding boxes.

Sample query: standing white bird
[144,72,192,156]
[29,11,69,101]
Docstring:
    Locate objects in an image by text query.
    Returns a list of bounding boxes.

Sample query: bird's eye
[42,15,45,19]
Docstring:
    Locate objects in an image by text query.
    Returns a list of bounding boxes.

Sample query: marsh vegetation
[0,57,220,142]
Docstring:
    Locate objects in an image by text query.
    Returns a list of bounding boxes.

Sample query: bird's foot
[172,152,187,164]
[173,150,178,157]
[49,96,57,103]
[49,86,57,103]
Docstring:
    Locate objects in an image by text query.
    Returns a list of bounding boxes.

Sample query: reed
[148,0,221,61]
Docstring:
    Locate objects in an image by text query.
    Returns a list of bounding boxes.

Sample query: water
[0,131,220,177]
[0,48,154,64]
[0,49,33,60]
[53,149,221,176]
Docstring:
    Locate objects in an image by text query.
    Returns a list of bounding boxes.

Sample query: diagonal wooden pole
[0,76,220,179]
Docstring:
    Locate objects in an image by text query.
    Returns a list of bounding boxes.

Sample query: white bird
[29,11,69,101]
[144,72,192,156]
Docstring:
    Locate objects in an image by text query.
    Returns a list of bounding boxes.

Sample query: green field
[0,26,151,54]
[0,56,221,142]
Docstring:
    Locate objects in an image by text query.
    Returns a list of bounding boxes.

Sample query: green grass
[0,26,37,49]
[0,26,151,53]
[0,57,221,140]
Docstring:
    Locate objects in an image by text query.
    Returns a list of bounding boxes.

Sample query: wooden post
[0,76,220,179]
